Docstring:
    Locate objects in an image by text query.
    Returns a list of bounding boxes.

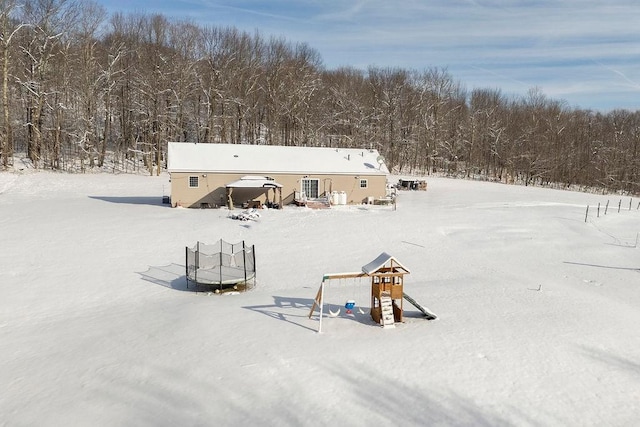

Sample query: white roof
[225,176,283,188]
[167,142,389,175]
[361,252,411,275]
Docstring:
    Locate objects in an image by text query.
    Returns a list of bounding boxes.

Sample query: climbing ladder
[380,293,395,329]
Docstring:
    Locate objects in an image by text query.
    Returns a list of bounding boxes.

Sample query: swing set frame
[308,272,368,333]
[308,252,412,333]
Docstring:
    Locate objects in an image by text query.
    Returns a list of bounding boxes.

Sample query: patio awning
[225,176,283,188]
[225,175,284,210]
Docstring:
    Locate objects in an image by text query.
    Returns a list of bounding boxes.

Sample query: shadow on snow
[138,263,211,292]
[89,195,167,206]
[564,261,640,272]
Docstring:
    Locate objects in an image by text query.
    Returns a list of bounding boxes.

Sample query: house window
[360,179,368,188]
[301,178,319,198]
[189,176,199,188]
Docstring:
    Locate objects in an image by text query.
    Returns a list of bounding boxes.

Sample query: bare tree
[469,88,509,180]
[367,66,413,171]
[1,6,640,196]
[413,68,466,175]
[321,67,371,148]
[17,0,81,167]
[67,0,105,170]
[0,0,30,168]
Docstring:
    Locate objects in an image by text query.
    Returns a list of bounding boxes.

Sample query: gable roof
[361,252,411,275]
[167,142,389,175]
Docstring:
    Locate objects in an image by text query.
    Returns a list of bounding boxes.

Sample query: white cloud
[99,0,640,110]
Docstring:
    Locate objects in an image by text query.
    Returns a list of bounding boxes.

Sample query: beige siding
[170,172,388,208]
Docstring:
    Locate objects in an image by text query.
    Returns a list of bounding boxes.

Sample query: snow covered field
[1,171,639,426]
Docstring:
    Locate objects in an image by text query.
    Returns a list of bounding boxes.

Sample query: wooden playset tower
[363,253,410,328]
[309,252,436,333]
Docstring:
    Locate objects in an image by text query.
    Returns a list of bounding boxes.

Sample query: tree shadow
[85,334,534,426]
[320,360,522,425]
[579,345,640,377]
[91,348,521,425]
[605,241,638,249]
[564,261,640,272]
[89,195,167,206]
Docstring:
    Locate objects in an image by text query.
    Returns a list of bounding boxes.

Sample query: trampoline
[185,239,256,291]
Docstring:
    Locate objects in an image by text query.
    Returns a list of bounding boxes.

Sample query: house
[167,142,390,208]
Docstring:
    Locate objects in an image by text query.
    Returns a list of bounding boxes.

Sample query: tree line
[1,0,638,195]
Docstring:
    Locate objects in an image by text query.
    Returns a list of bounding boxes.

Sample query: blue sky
[99,0,640,112]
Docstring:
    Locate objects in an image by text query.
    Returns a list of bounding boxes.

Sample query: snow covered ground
[1,171,639,426]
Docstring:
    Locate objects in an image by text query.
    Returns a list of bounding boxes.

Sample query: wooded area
[1,0,638,195]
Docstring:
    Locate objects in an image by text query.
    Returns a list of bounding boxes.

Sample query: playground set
[308,252,437,332]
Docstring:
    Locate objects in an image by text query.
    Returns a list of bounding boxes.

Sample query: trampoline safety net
[185,239,256,291]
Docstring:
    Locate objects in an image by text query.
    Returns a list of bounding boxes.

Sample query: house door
[301,178,319,199]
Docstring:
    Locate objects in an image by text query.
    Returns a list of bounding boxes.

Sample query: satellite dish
[376,155,385,165]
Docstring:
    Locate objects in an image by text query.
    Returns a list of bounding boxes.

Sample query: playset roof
[361,252,411,275]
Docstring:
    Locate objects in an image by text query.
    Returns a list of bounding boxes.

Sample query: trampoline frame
[185,239,256,291]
